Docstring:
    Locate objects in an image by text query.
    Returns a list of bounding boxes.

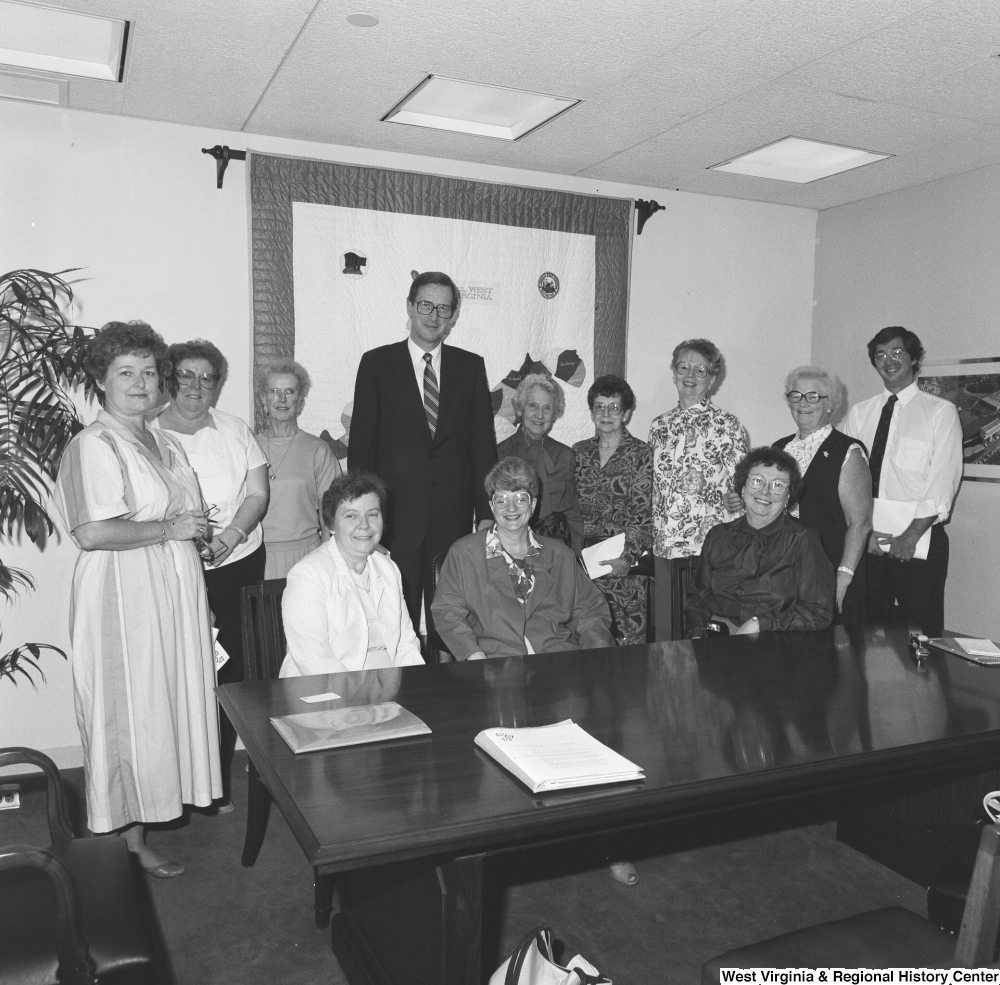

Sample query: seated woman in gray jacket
[432,457,612,660]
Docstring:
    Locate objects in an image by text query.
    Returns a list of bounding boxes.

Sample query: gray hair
[671,339,723,376]
[485,456,540,499]
[256,357,312,400]
[783,365,846,420]
[512,373,565,423]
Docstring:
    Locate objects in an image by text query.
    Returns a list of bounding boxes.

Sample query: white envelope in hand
[581,533,626,579]
[871,499,931,560]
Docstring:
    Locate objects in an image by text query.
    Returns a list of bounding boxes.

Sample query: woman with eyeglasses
[255,358,342,579]
[572,374,653,645]
[648,339,748,640]
[432,457,612,660]
[152,339,269,811]
[497,373,584,552]
[685,447,835,637]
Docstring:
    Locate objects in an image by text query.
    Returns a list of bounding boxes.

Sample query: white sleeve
[281,563,349,677]
[916,401,963,522]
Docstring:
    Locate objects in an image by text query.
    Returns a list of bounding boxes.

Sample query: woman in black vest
[774,367,872,624]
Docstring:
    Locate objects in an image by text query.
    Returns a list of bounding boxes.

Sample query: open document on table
[475,719,644,793]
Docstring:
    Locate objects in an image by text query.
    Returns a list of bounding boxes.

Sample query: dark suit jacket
[349,340,498,554]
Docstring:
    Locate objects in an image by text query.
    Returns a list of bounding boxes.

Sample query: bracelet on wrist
[158,521,167,548]
[837,565,854,576]
[228,524,248,544]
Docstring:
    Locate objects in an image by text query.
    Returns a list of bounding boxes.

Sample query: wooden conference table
[217,626,1000,984]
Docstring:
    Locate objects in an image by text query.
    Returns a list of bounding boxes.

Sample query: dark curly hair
[733,446,804,509]
[587,374,636,413]
[166,339,228,397]
[85,321,170,405]
[321,470,387,528]
[866,326,924,374]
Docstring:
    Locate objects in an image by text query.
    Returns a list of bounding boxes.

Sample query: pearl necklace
[264,430,299,480]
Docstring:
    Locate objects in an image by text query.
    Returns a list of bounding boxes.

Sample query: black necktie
[868,394,897,498]
[423,353,439,437]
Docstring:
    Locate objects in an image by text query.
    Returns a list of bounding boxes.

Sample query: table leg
[331,854,483,985]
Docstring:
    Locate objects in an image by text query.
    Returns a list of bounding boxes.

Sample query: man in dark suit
[349,271,498,634]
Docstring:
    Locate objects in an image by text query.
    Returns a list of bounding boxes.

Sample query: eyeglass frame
[745,474,790,495]
[175,368,219,390]
[592,401,624,416]
[785,390,829,404]
[674,361,712,379]
[265,388,300,399]
[413,300,456,319]
[491,491,533,509]
[873,347,907,364]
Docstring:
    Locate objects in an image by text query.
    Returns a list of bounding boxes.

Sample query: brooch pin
[823,451,829,457]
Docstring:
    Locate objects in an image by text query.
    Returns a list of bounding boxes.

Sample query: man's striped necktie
[423,352,439,437]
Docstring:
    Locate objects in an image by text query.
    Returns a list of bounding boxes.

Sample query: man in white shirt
[842,327,962,636]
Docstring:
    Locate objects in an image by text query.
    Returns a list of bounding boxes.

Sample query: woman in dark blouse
[686,447,835,637]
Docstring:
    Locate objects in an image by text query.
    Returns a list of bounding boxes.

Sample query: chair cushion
[0,837,156,984]
[702,907,955,984]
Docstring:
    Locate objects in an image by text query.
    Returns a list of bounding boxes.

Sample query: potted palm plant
[0,268,95,685]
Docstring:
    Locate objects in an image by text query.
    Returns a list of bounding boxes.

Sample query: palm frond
[0,637,67,690]
[0,558,34,603]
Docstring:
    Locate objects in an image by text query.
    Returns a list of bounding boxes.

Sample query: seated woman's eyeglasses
[674,361,710,379]
[266,388,299,399]
[592,401,623,416]
[491,491,532,509]
[785,390,828,404]
[873,348,906,364]
[176,369,219,389]
[745,475,789,494]
[414,300,455,318]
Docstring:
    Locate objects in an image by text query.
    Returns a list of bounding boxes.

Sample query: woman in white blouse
[280,471,425,677]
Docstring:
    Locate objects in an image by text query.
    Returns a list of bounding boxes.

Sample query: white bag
[489,927,611,985]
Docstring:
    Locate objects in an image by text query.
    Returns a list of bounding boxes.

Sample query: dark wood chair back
[424,553,450,664]
[240,578,287,683]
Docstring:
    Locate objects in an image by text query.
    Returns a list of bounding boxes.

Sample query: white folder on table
[872,499,931,560]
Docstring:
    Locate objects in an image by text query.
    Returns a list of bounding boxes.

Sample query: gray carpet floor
[4,753,928,984]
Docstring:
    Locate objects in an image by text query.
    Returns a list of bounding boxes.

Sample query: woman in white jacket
[279,471,425,676]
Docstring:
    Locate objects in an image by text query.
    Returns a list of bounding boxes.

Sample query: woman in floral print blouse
[648,339,748,641]
[573,374,653,646]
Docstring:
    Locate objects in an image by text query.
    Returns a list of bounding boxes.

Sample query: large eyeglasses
[745,474,789,495]
[176,369,218,389]
[266,388,299,399]
[674,361,711,379]
[592,401,623,416]
[786,391,829,404]
[873,347,906,364]
[491,491,532,509]
[414,300,455,319]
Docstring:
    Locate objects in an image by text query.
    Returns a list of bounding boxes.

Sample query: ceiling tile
[893,57,1000,126]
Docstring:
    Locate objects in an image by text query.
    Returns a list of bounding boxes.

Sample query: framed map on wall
[920,357,1000,482]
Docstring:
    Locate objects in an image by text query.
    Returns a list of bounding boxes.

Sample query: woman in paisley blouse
[648,339,748,640]
[573,375,653,646]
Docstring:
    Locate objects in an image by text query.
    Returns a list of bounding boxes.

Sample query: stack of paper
[271,701,431,754]
[581,533,626,579]
[475,719,644,793]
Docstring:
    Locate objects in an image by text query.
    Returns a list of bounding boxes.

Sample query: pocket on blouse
[894,437,929,473]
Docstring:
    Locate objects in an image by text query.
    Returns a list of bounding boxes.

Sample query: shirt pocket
[894,437,929,473]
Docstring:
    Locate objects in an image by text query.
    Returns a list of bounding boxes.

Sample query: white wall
[813,163,1000,639]
[0,99,817,763]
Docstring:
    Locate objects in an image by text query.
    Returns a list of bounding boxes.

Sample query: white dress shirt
[408,337,442,395]
[842,380,962,522]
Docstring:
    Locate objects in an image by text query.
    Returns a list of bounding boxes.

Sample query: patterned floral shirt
[485,523,543,605]
[572,428,652,566]
[648,399,748,558]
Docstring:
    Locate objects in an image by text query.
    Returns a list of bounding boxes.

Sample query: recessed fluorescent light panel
[383,75,579,141]
[0,0,129,82]
[710,136,891,183]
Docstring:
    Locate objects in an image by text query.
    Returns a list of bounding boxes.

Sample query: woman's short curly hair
[485,456,540,499]
[166,339,228,397]
[733,446,804,509]
[512,373,565,424]
[671,338,723,376]
[85,321,170,404]
[256,357,312,400]
[783,365,847,420]
[321,470,387,528]
[587,374,635,413]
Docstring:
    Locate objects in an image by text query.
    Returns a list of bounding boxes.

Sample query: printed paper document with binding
[271,701,431,754]
[475,719,644,793]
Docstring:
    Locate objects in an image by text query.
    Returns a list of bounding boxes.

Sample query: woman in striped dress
[54,321,221,878]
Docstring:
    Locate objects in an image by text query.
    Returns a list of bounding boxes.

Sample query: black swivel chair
[0,747,158,984]
[238,579,335,929]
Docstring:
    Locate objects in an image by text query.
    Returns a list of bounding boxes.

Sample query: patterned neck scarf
[783,424,831,518]
[486,523,543,605]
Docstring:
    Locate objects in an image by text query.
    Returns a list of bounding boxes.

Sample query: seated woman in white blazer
[279,470,425,677]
